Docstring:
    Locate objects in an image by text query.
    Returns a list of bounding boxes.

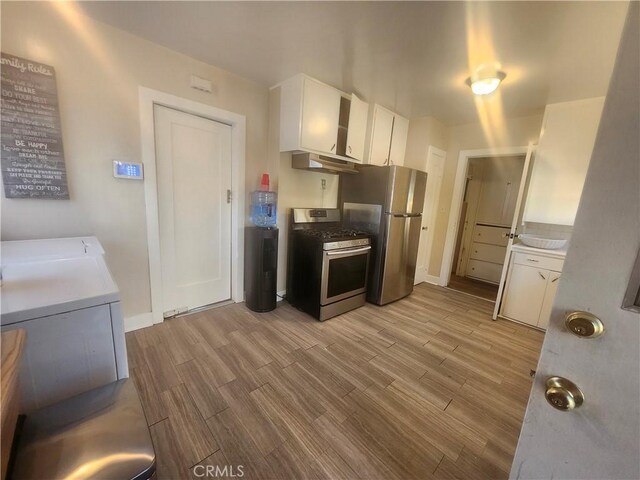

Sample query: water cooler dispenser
[245,174,278,312]
[245,227,278,312]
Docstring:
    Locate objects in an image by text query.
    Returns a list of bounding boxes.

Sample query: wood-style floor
[126,283,544,480]
[448,275,499,301]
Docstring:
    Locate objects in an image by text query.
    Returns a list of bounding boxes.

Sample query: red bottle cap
[260,173,270,191]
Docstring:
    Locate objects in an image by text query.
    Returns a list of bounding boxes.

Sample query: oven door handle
[325,246,371,256]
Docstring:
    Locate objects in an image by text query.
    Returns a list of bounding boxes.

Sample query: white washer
[1,236,128,413]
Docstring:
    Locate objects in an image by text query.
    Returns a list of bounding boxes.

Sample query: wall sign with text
[1,52,69,199]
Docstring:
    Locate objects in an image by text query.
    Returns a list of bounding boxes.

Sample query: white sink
[518,234,567,250]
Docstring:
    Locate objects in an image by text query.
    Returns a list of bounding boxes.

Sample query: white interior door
[415,146,445,284]
[511,8,639,476]
[154,105,232,317]
[492,143,535,319]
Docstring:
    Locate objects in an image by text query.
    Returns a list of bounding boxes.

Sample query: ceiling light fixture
[466,68,506,96]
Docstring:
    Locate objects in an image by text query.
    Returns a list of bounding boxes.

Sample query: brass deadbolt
[565,311,604,338]
[545,376,585,411]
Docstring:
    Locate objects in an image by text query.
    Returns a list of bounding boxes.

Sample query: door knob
[565,311,604,338]
[545,376,584,411]
[422,226,428,230]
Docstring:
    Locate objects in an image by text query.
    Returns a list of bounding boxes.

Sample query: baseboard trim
[124,312,154,332]
[416,274,442,286]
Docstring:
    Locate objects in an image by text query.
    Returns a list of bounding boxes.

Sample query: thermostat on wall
[113,160,143,180]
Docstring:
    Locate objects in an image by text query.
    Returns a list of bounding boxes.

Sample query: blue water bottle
[250,174,277,227]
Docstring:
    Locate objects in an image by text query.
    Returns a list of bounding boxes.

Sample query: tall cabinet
[368,104,409,166]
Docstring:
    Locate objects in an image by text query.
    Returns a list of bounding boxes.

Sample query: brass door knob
[545,376,585,411]
[565,311,604,338]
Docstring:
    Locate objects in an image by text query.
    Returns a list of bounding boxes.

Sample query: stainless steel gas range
[286,208,371,321]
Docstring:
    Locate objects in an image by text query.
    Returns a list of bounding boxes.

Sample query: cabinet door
[300,77,341,154]
[501,264,549,326]
[538,271,561,330]
[368,105,394,165]
[389,114,409,166]
[345,94,369,162]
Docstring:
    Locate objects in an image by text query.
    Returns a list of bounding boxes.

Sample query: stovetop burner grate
[295,228,369,240]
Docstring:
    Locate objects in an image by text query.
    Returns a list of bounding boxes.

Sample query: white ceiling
[78,1,629,125]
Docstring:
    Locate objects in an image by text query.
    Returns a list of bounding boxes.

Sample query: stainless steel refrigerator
[340,165,427,305]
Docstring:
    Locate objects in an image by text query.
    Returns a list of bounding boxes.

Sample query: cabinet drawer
[470,242,506,264]
[473,225,510,246]
[467,259,502,284]
[513,252,564,272]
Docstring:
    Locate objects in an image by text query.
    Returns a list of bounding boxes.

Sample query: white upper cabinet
[368,104,409,166]
[523,97,605,225]
[368,105,395,166]
[278,74,368,163]
[345,94,369,162]
[389,114,409,166]
[299,77,341,154]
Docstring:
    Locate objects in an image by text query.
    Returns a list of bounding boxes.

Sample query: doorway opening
[446,153,527,301]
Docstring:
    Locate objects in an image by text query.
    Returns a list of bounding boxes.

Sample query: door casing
[139,87,246,326]
[440,146,529,287]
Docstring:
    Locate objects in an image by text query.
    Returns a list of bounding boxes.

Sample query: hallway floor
[447,275,499,301]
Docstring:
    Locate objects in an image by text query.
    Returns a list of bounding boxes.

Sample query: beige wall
[418,113,544,278]
[0,2,270,319]
[267,88,339,292]
[404,116,449,170]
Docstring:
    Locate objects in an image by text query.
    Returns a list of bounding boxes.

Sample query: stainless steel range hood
[291,153,357,174]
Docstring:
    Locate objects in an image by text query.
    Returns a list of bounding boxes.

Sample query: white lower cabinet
[501,251,564,330]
